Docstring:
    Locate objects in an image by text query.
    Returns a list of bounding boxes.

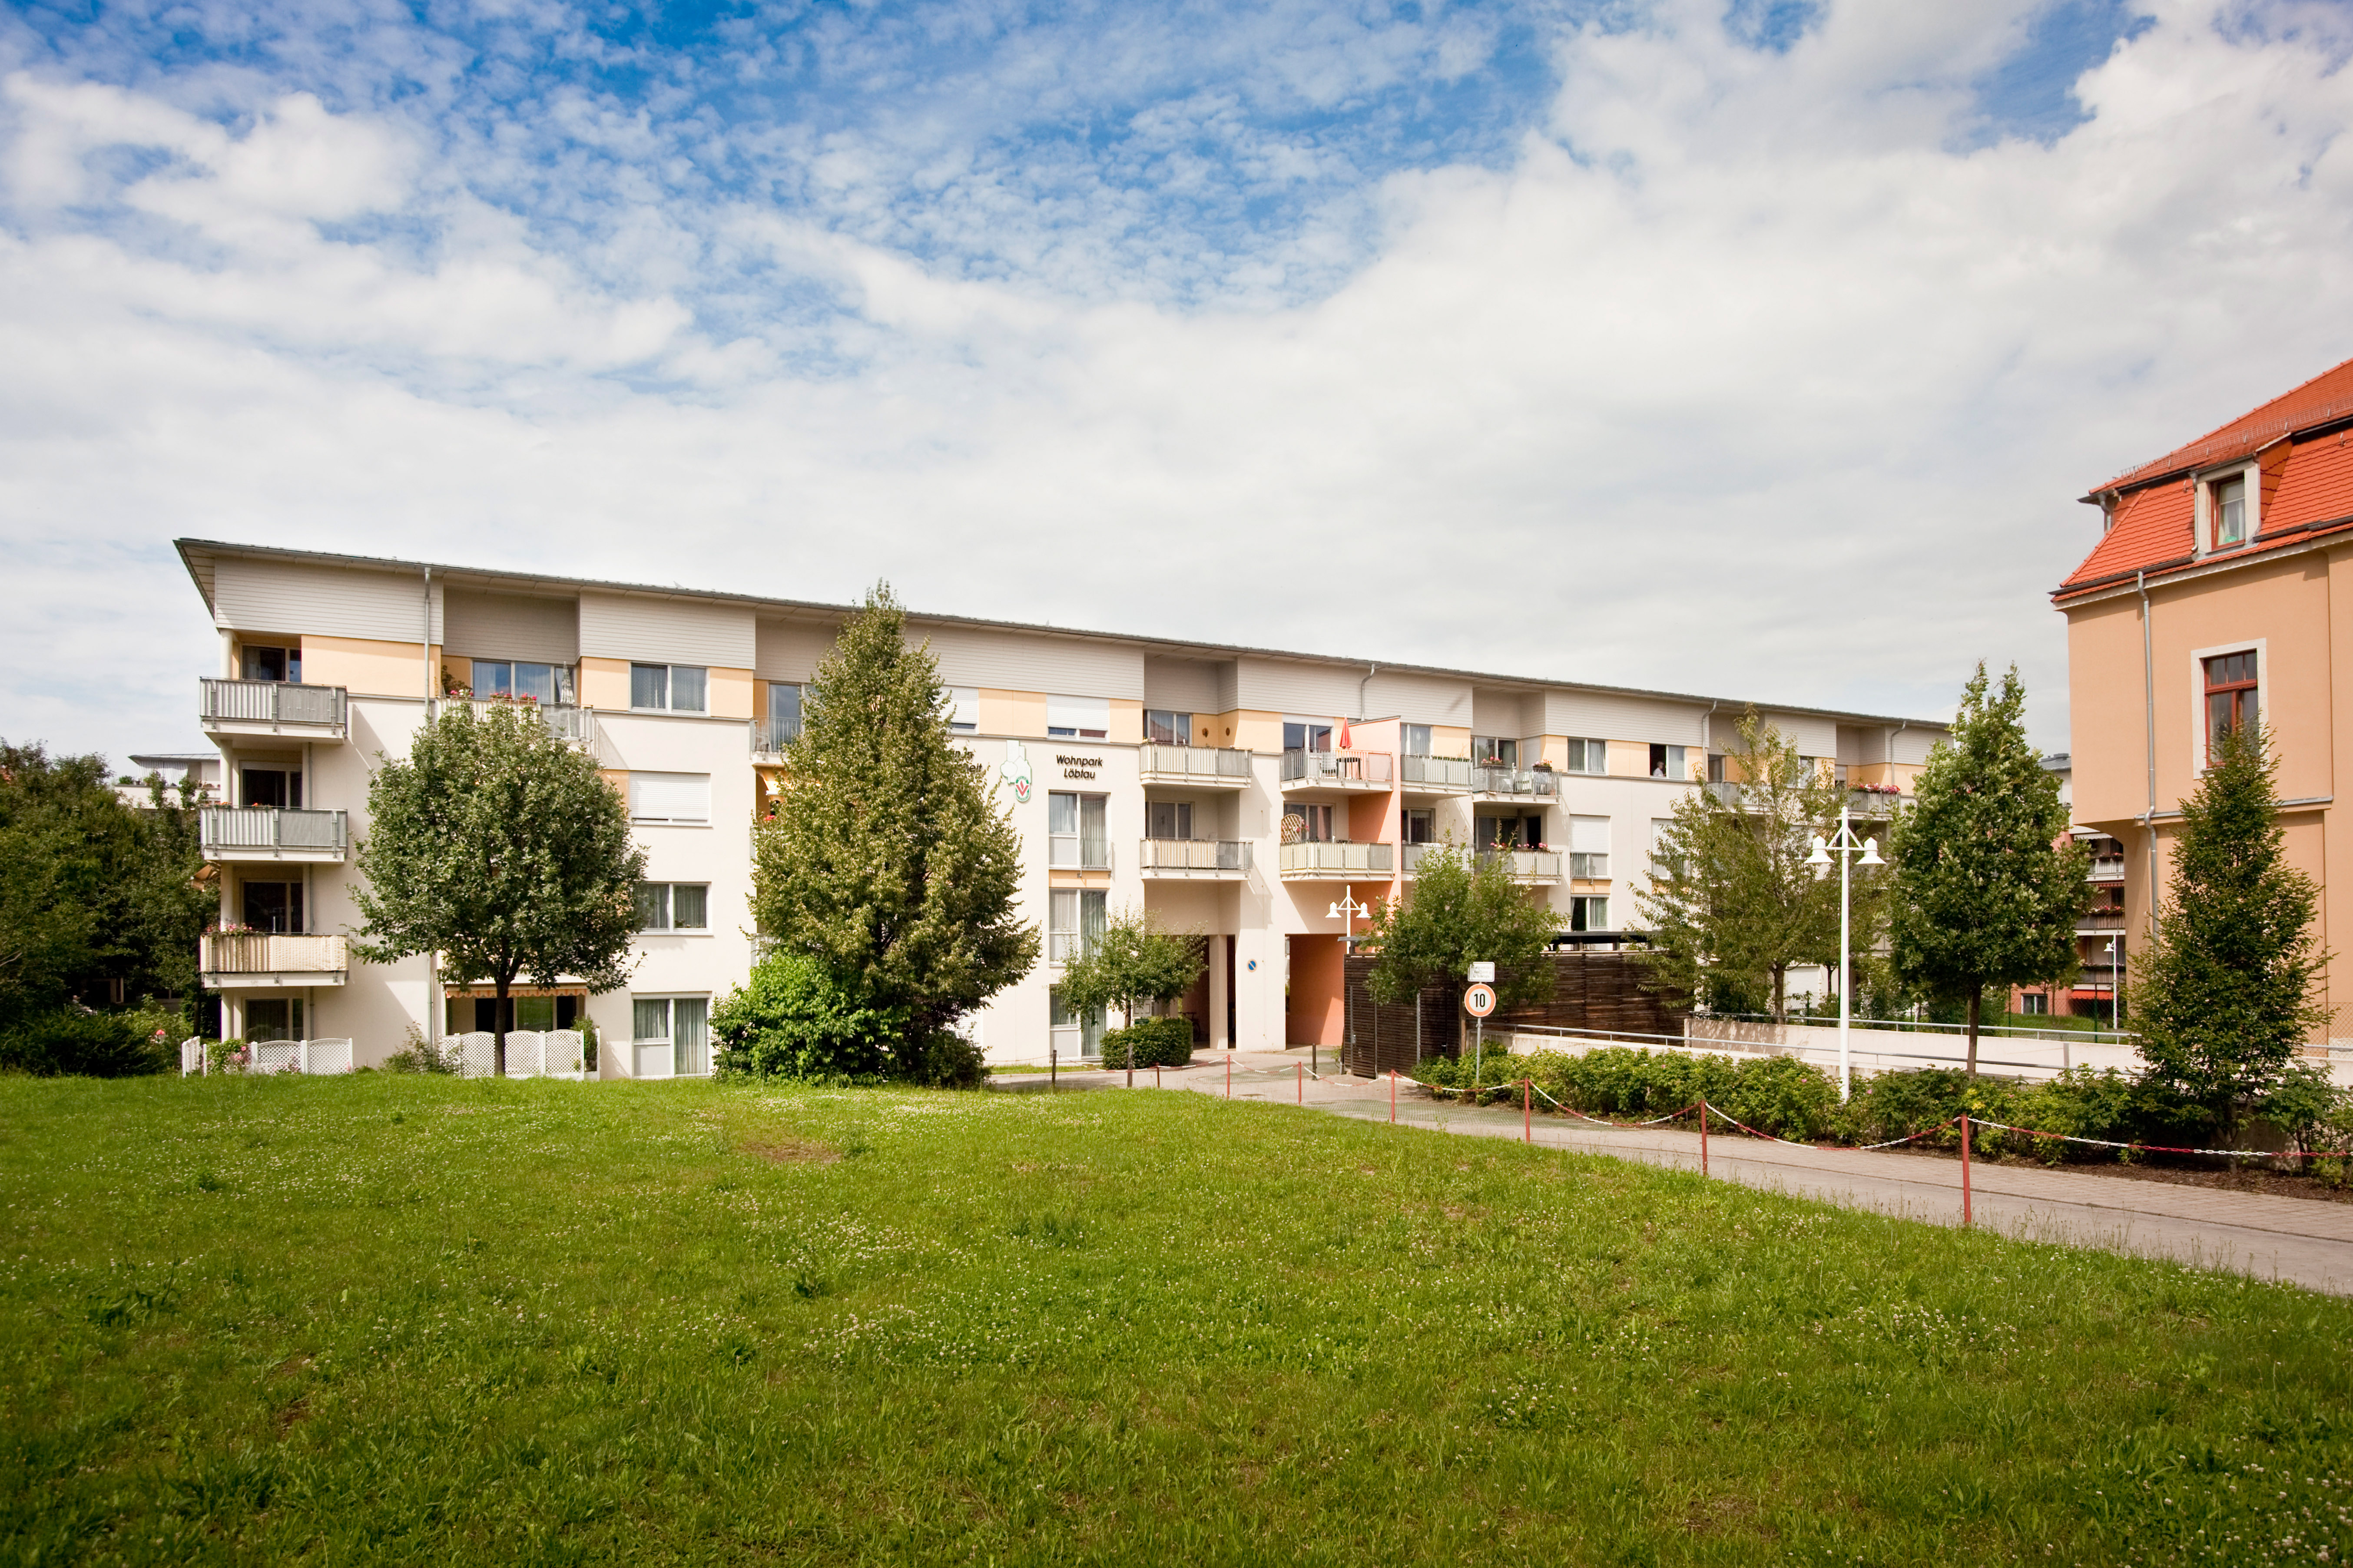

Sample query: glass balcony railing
[1280,751,1392,787]
[1048,837,1114,871]
[200,678,348,735]
[1471,765,1559,797]
[200,807,349,860]
[1138,838,1253,873]
[1138,743,1252,782]
[1569,852,1607,879]
[1278,841,1394,876]
[1400,754,1471,790]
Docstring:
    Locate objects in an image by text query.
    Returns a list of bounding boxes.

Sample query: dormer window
[2213,475,2247,549]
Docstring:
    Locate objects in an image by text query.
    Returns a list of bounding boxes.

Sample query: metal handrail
[1138,743,1252,778]
[749,715,801,755]
[1476,847,1563,878]
[199,807,349,855]
[200,678,347,731]
[1280,751,1393,785]
[464,698,596,748]
[1697,1011,2138,1045]
[1400,754,1471,788]
[1277,841,1395,873]
[1138,838,1253,871]
[1472,765,1558,797]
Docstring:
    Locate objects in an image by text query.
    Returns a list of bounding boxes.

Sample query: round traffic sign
[1464,982,1497,1018]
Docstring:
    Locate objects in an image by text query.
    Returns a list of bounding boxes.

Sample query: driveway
[995,1050,2353,1296]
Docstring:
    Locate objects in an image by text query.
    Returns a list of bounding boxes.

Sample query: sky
[3,0,2351,767]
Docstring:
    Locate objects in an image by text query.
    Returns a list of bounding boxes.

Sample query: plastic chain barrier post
[1297,1061,1303,1104]
[1226,1055,1232,1098]
[1155,1064,1162,1088]
[1700,1097,1709,1177]
[1523,1079,1531,1144]
[1960,1113,1972,1228]
[1390,1069,1397,1125]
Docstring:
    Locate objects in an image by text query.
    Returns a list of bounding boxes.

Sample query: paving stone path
[996,1050,2353,1295]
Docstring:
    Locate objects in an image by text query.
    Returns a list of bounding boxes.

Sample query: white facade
[179,540,1944,1071]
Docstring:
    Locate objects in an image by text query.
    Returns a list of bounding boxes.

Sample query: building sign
[1057,753,1104,780]
[999,741,1034,804]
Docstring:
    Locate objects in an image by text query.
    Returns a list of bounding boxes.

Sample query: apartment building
[178,539,1946,1072]
[2055,351,2353,1043]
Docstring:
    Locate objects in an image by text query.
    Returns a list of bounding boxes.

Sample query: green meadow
[4,1073,2350,1566]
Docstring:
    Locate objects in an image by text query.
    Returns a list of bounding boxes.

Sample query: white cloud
[4,0,2353,770]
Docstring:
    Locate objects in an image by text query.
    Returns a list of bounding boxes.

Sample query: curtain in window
[670,667,708,712]
[673,999,709,1075]
[1080,891,1107,956]
[631,664,668,708]
[636,883,670,930]
[1080,796,1109,866]
[633,998,670,1042]
[671,885,708,929]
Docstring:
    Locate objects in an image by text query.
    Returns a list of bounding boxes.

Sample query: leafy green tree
[751,584,1037,1077]
[2131,721,2329,1135]
[711,949,900,1081]
[1361,837,1558,1040]
[1060,906,1203,1076]
[1636,711,1863,1022]
[1889,665,2087,1075]
[352,703,645,1075]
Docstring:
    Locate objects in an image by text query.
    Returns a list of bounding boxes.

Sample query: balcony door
[242,880,305,933]
[242,766,302,809]
[1146,801,1193,840]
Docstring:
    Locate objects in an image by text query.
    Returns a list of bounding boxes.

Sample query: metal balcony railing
[1277,841,1394,875]
[465,698,597,748]
[1569,852,1607,879]
[1047,838,1114,871]
[1138,838,1253,873]
[1138,743,1252,781]
[2088,857,2126,881]
[1280,751,1393,787]
[749,714,802,756]
[200,807,348,858]
[2077,910,2126,931]
[1472,766,1558,797]
[200,678,348,734]
[200,932,350,980]
[1477,847,1563,879]
[1047,931,1099,964]
[1400,754,1471,789]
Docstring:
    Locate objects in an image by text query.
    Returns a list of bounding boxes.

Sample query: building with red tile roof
[2054,352,2353,1043]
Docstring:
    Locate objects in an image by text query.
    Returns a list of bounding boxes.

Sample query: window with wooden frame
[2202,650,2258,764]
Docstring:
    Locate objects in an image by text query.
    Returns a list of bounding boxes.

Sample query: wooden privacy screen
[1339,952,1687,1078]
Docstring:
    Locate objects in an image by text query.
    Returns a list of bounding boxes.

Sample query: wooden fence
[1340,952,1685,1078]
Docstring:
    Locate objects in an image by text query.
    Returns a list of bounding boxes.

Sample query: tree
[2130,721,2329,1135]
[1361,837,1558,1039]
[352,702,645,1075]
[1636,711,1863,1022]
[751,584,1037,1076]
[710,949,901,1082]
[1889,664,2087,1075]
[1059,906,1204,1075]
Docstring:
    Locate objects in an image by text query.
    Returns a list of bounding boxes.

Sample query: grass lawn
[5,1076,2351,1566]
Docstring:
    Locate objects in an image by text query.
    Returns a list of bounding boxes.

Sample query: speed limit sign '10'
[1463,982,1498,1018]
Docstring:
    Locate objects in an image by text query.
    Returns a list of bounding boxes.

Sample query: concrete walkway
[994,1050,2353,1295]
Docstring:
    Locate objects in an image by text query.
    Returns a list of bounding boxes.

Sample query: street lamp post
[1808,802,1886,1103]
[1326,887,1372,1080]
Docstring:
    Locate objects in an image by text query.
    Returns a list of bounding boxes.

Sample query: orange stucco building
[2055,354,2353,1044]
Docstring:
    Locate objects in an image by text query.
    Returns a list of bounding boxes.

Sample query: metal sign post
[1463,978,1497,1095]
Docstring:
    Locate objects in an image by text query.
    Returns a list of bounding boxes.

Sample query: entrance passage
[1286,934,1345,1049]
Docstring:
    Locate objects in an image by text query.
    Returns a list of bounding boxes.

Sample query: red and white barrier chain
[1967,1118,2353,1161]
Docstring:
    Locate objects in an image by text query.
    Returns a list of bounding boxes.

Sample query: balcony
[1048,838,1114,872]
[200,678,348,740]
[200,932,350,989]
[1138,838,1253,878]
[749,714,801,760]
[1139,744,1253,787]
[2089,856,2126,882]
[1399,754,1471,793]
[465,698,597,750]
[1472,765,1558,799]
[200,807,348,863]
[1478,847,1564,882]
[1277,841,1394,880]
[1279,751,1392,794]
[1846,788,1906,816]
[2077,909,2126,933]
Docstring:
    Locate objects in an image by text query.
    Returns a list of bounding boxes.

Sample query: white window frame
[1569,895,1609,932]
[1403,723,1434,755]
[630,663,709,713]
[1145,708,1193,747]
[631,994,711,1078]
[636,882,711,932]
[1047,694,1109,739]
[1048,791,1111,868]
[1048,888,1107,965]
[629,772,712,825]
[2194,463,2260,557]
[1562,738,1606,774]
[1568,815,1610,879]
[1648,744,1690,780]
[1049,986,1104,1061]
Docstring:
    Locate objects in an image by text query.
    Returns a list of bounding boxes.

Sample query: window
[1472,736,1518,769]
[1283,719,1334,753]
[1561,738,1606,774]
[2019,993,2049,1016]
[1569,815,1610,878]
[1569,896,1609,932]
[632,996,709,1078]
[1146,709,1192,746]
[2212,475,2248,550]
[635,882,709,931]
[1049,987,1105,1060]
[1649,744,1690,780]
[948,687,978,733]
[245,997,305,1042]
[2204,650,2259,764]
[762,682,803,743]
[1049,889,1107,963]
[1048,791,1110,867]
[1402,807,1435,844]
[472,661,575,705]
[1708,753,1727,784]
[1047,695,1109,739]
[631,664,707,712]
[1146,800,1194,840]
[242,880,304,934]
[241,766,301,809]
[1649,818,1677,876]
[1286,804,1336,842]
[1478,813,1542,850]
[241,644,300,683]
[1404,724,1433,755]
[629,772,712,824]
[449,994,580,1034]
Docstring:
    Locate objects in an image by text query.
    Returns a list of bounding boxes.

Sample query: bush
[1099,1015,1194,1071]
[910,1030,986,1090]
[381,1026,457,1074]
[0,1009,169,1077]
[712,952,900,1082]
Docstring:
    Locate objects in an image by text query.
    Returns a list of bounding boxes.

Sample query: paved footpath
[998,1050,2353,1296]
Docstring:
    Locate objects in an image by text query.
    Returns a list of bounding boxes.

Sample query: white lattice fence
[487,1030,588,1079]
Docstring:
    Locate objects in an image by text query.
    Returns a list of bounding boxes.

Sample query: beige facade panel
[921,623,1143,700]
[580,592,756,668]
[1550,691,1706,747]
[756,617,843,683]
[1892,726,1937,767]
[1762,711,1838,757]
[1143,655,1223,714]
[1364,670,1471,727]
[442,589,578,665]
[1236,657,1366,718]
[215,558,443,644]
[1471,689,1534,737]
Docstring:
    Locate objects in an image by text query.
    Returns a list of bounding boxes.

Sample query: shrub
[0,1009,169,1077]
[711,951,900,1082]
[910,1030,986,1090]
[381,1026,457,1074]
[1099,1015,1194,1071]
